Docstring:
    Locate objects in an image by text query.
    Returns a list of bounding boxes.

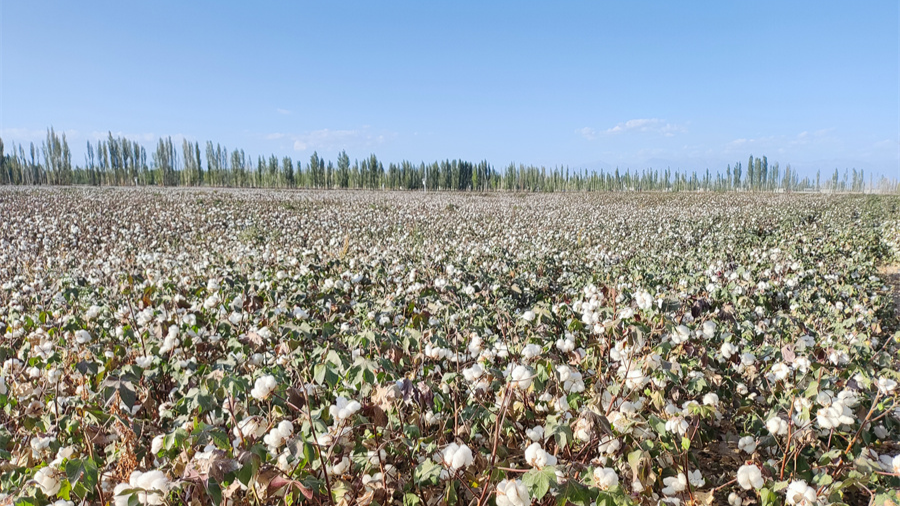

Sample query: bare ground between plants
[878,263,900,316]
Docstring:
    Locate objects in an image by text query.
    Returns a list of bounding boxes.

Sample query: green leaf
[444,480,458,505]
[413,459,442,486]
[555,480,593,506]
[759,487,781,506]
[207,478,223,506]
[873,491,900,506]
[522,466,557,500]
[403,493,422,506]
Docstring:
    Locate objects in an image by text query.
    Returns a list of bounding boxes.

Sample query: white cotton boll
[555,336,575,353]
[767,417,789,436]
[496,479,530,506]
[618,307,635,319]
[462,364,484,382]
[521,343,542,361]
[522,310,536,322]
[114,470,170,506]
[263,421,294,451]
[703,393,719,406]
[74,329,92,344]
[250,375,277,401]
[891,455,900,474]
[509,365,533,390]
[737,464,764,490]
[136,356,154,368]
[728,492,743,506]
[785,480,817,505]
[84,305,102,320]
[837,389,860,408]
[877,377,898,395]
[720,342,739,359]
[159,335,180,354]
[525,426,544,442]
[328,456,351,476]
[737,436,757,454]
[524,442,557,469]
[34,467,62,495]
[329,396,361,422]
[688,469,705,488]
[701,320,717,339]
[597,436,621,455]
[665,416,689,436]
[672,325,691,345]
[768,362,791,382]
[662,473,687,495]
[203,294,219,309]
[151,435,165,454]
[593,467,619,490]
[635,291,653,311]
[439,443,474,472]
[816,401,854,429]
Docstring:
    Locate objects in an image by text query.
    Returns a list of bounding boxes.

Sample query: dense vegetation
[2,129,896,193]
[1,187,899,505]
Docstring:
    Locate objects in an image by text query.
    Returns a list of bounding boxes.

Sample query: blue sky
[2,1,898,177]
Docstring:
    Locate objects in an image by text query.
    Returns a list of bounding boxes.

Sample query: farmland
[1,187,899,505]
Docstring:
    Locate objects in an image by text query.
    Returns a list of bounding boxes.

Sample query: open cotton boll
[816,401,854,429]
[34,466,62,495]
[785,480,817,505]
[250,375,277,401]
[114,470,170,506]
[737,436,757,454]
[74,330,92,344]
[496,479,530,506]
[766,416,789,436]
[521,343,542,361]
[736,464,764,490]
[525,425,544,442]
[593,467,619,490]
[634,291,653,311]
[555,336,575,353]
[521,310,535,322]
[263,420,294,451]
[329,396,361,422]
[661,473,687,495]
[462,363,484,382]
[508,365,533,390]
[151,435,165,454]
[524,442,557,469]
[701,320,717,339]
[877,377,897,395]
[438,443,474,472]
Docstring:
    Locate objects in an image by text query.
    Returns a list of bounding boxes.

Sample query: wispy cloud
[276,108,292,115]
[88,131,157,142]
[1,128,160,145]
[578,118,686,140]
[265,126,396,152]
[725,129,837,155]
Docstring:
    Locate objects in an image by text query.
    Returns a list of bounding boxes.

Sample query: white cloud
[89,131,157,142]
[578,118,686,140]
[276,108,292,115]
[265,127,395,152]
[577,127,597,140]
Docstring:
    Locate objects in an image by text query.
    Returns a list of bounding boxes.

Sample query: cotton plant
[2,188,900,505]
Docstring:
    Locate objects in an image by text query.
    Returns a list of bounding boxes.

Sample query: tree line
[0,128,896,193]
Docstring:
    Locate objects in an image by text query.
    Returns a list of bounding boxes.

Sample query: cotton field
[1,186,899,506]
